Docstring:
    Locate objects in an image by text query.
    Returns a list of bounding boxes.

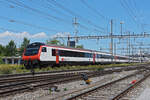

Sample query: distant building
[2,56,23,65]
[67,41,75,47]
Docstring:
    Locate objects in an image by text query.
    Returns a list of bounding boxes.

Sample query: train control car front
[22,42,45,68]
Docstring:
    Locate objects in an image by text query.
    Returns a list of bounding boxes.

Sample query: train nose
[22,55,39,60]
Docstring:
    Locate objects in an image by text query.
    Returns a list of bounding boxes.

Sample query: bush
[0,57,4,64]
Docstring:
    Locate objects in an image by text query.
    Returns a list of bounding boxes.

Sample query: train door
[114,56,118,62]
[55,49,59,64]
[40,47,48,61]
[93,53,96,64]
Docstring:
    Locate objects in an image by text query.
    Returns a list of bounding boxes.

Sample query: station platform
[137,88,150,100]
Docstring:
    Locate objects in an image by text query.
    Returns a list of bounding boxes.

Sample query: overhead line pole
[129,32,131,63]
[73,17,79,43]
[110,19,113,63]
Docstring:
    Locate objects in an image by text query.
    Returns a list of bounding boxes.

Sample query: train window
[79,52,84,57]
[52,49,94,58]
[85,53,89,58]
[58,50,86,57]
[24,48,39,56]
[52,49,56,56]
[42,47,47,52]
[97,54,101,58]
[101,54,106,58]
[100,54,112,59]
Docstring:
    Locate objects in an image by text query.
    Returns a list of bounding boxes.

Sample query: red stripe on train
[56,49,59,64]
[93,53,96,64]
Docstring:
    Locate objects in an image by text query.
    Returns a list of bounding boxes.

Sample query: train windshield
[24,48,39,56]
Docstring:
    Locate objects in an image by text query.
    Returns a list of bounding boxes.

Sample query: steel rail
[0,68,90,78]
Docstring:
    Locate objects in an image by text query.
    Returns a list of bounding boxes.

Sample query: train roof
[27,42,45,48]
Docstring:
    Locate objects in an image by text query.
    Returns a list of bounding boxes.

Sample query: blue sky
[0,0,149,55]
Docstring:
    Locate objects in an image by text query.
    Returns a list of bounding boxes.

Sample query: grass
[0,64,29,74]
[0,62,147,75]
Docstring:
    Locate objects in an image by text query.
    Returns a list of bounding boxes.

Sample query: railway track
[0,71,91,96]
[0,68,91,79]
[0,69,122,97]
[64,69,149,100]
[0,63,146,79]
[0,64,147,97]
[0,64,146,85]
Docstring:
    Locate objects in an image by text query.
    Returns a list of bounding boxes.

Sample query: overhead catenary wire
[0,27,23,33]
[38,0,72,18]
[0,1,15,8]
[80,0,109,21]
[79,23,105,33]
[5,0,103,33]
[5,0,72,24]
[120,0,139,26]
[124,0,145,32]
[32,0,103,33]
[131,0,146,32]
[124,0,143,26]
[48,0,106,32]
[128,0,138,16]
[5,0,56,22]
[0,16,62,32]
[123,0,137,19]
[120,0,144,32]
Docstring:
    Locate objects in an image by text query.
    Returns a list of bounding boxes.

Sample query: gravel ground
[78,72,144,100]
[0,70,137,100]
[121,72,150,100]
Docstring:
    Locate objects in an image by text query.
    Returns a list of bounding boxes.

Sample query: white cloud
[0,31,71,46]
[51,32,70,39]
[0,31,47,39]
[0,31,48,46]
[0,31,13,38]
[32,32,47,38]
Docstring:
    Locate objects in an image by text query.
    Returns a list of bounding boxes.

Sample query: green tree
[0,57,4,64]
[76,45,84,49]
[19,38,30,56]
[0,44,5,56]
[47,39,64,46]
[5,40,17,56]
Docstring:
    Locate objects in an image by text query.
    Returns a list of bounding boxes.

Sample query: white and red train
[22,42,139,68]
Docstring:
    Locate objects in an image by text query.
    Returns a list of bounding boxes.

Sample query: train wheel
[24,64,30,69]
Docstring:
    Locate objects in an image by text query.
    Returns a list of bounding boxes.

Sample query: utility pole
[139,47,142,63]
[73,17,79,43]
[114,42,116,62]
[120,21,124,36]
[129,31,131,63]
[119,21,123,43]
[132,44,135,61]
[126,31,129,58]
[110,19,113,63]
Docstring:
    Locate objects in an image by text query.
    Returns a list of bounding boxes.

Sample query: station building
[2,56,23,65]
